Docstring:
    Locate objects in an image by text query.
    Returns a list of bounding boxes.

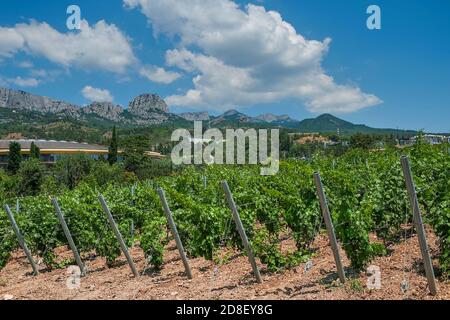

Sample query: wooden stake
[157,188,193,279]
[221,181,262,284]
[313,172,346,283]
[401,156,437,295]
[4,205,39,276]
[98,194,139,277]
[52,198,86,276]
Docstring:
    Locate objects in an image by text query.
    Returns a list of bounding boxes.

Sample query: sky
[0,0,449,133]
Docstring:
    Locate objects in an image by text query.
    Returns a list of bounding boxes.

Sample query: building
[0,139,110,166]
[409,134,450,145]
[0,139,167,167]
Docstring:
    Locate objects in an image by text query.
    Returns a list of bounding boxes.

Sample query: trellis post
[401,156,437,295]
[4,205,39,276]
[157,188,193,279]
[98,194,139,277]
[221,181,262,284]
[52,198,86,276]
[313,172,346,283]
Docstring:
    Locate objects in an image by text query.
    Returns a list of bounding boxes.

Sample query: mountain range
[0,87,178,126]
[0,87,418,137]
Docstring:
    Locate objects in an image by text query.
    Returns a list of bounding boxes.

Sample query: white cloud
[1,20,137,74]
[0,28,24,59]
[2,69,65,89]
[18,61,34,68]
[165,49,258,108]
[29,69,48,77]
[125,0,382,113]
[82,86,114,102]
[139,65,181,84]
[8,76,40,88]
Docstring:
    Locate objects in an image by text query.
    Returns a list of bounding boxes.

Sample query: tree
[83,161,137,187]
[30,142,41,159]
[122,135,149,155]
[279,130,291,156]
[124,152,145,174]
[7,142,22,174]
[17,159,45,196]
[53,155,93,189]
[329,134,340,143]
[0,169,16,198]
[349,133,376,150]
[108,126,118,165]
[384,134,397,148]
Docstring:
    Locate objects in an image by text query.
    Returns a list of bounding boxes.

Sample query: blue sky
[0,0,449,132]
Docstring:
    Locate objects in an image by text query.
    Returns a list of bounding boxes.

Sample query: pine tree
[7,142,22,174]
[30,142,41,160]
[108,126,118,165]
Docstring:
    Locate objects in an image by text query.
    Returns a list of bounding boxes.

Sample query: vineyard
[0,142,449,300]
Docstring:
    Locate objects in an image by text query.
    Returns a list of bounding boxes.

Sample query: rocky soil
[1,228,448,301]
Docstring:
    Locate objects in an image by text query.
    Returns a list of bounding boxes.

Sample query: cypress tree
[7,141,22,174]
[108,126,118,165]
[30,141,41,160]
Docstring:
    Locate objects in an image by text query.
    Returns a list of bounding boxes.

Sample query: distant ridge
[197,110,417,135]
[297,114,417,135]
[0,87,419,136]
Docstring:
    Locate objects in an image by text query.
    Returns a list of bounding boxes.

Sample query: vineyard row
[0,151,448,294]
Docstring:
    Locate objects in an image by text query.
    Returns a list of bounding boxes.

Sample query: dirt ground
[0,227,449,300]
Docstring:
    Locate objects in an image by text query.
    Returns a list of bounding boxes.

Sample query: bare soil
[1,227,449,300]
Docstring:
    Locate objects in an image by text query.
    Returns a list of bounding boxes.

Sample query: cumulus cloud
[125,0,382,113]
[139,65,181,84]
[7,76,40,88]
[0,28,24,59]
[82,86,114,103]
[1,67,62,88]
[1,20,136,73]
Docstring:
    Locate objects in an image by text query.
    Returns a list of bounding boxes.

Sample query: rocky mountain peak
[0,87,173,125]
[255,113,278,122]
[128,94,168,117]
[179,112,210,121]
[223,109,240,116]
[0,87,79,116]
[81,102,124,122]
[256,113,293,123]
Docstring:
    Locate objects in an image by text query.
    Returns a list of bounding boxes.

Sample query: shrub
[17,159,45,196]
